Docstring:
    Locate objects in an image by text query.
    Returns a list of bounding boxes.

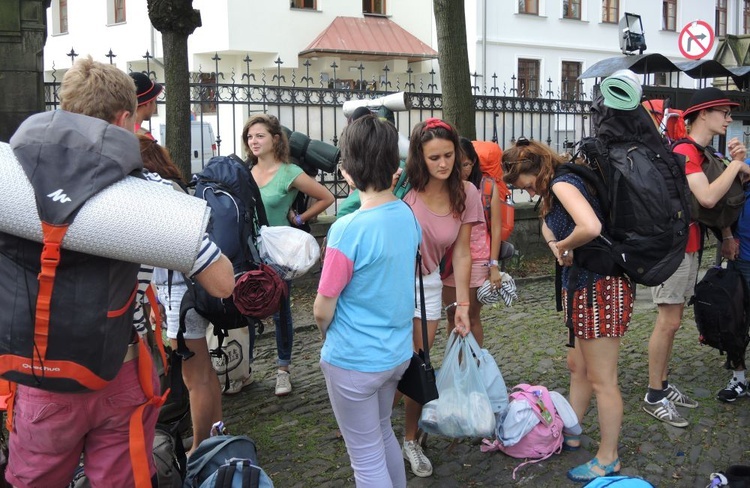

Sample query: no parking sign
[678,20,715,60]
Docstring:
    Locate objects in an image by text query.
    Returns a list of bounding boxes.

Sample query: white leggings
[320,359,410,488]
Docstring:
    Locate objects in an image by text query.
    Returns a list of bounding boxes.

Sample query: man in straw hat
[644,87,750,427]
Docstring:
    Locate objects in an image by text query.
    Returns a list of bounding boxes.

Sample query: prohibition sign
[678,20,715,60]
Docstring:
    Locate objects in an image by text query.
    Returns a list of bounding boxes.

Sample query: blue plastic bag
[419,331,496,438]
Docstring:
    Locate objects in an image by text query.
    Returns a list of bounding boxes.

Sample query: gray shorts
[650,252,699,305]
[156,282,210,340]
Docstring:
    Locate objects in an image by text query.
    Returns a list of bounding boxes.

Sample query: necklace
[360,190,392,207]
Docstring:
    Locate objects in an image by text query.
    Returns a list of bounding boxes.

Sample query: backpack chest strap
[34,223,69,360]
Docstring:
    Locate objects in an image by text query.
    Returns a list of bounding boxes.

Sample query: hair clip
[423,117,452,133]
[516,137,530,146]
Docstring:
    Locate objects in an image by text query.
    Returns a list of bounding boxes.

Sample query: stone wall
[0,0,48,143]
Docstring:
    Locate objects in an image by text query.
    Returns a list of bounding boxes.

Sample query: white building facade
[43,1,749,154]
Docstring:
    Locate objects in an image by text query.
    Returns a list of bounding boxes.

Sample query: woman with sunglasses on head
[441,137,503,347]
[400,119,484,478]
[243,114,335,397]
[502,137,633,483]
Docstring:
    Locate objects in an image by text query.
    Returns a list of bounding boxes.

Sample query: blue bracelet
[294,214,304,226]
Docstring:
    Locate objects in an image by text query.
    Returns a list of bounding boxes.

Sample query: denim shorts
[156,282,210,340]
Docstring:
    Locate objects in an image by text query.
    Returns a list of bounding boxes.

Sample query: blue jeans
[274,280,294,367]
[248,280,293,368]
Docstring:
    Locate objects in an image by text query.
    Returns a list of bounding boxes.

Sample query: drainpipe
[482,0,487,81]
[151,25,165,71]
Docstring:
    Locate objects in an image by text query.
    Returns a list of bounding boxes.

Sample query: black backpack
[177,154,273,362]
[689,265,750,361]
[556,93,691,287]
[672,139,745,231]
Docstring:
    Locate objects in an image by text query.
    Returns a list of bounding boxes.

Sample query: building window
[114,0,126,23]
[363,0,386,15]
[519,0,539,15]
[716,0,727,37]
[563,0,581,19]
[517,59,540,98]
[745,0,750,34]
[59,0,68,33]
[662,0,677,31]
[602,0,618,23]
[291,0,316,9]
[561,61,582,100]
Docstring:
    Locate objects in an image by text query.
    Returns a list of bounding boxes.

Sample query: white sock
[734,370,746,383]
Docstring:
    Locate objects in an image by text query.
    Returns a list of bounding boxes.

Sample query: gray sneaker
[403,439,432,477]
[275,370,292,396]
[642,396,688,428]
[664,384,698,408]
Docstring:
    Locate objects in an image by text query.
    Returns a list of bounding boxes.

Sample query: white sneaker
[275,370,291,396]
[402,439,432,477]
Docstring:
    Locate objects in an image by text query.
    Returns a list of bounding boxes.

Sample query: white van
[159,121,216,174]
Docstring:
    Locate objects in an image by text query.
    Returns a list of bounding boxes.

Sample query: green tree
[433,0,475,139]
[147,0,202,179]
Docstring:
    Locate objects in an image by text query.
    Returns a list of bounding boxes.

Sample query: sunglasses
[708,108,732,119]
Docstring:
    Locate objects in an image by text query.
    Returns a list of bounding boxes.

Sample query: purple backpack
[481,384,563,479]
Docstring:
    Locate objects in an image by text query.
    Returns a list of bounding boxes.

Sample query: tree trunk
[147,0,201,179]
[433,0,475,140]
[162,31,192,178]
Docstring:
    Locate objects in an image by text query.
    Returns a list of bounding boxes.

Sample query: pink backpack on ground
[481,384,563,479]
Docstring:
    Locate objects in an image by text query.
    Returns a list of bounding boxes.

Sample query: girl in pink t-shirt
[442,137,504,347]
[400,118,483,478]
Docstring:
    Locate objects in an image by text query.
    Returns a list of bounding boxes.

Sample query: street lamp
[619,12,647,55]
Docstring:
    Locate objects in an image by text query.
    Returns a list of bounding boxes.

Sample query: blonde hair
[59,56,137,123]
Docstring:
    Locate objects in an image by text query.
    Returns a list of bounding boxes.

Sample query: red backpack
[472,141,514,241]
[642,98,688,143]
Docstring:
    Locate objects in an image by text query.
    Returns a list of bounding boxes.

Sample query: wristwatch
[488,259,499,268]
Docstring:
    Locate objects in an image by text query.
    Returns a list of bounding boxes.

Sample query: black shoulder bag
[396,249,439,405]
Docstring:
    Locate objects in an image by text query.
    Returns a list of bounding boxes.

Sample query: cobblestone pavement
[222,274,750,487]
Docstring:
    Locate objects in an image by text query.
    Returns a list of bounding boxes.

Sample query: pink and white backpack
[481,383,563,479]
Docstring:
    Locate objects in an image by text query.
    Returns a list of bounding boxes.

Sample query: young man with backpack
[644,87,750,426]
[2,56,235,487]
[715,175,750,403]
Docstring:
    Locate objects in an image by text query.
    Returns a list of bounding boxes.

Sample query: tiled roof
[300,16,438,62]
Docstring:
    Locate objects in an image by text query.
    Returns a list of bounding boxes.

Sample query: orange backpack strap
[35,223,69,362]
[144,285,168,372]
[3,381,15,432]
[128,334,168,487]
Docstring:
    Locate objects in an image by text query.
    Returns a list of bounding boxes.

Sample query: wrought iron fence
[44,49,596,210]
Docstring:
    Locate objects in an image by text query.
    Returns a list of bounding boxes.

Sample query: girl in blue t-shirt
[314,115,420,488]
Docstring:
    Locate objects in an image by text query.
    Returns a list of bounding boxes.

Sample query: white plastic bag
[419,331,496,438]
[258,225,320,280]
[475,345,509,417]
